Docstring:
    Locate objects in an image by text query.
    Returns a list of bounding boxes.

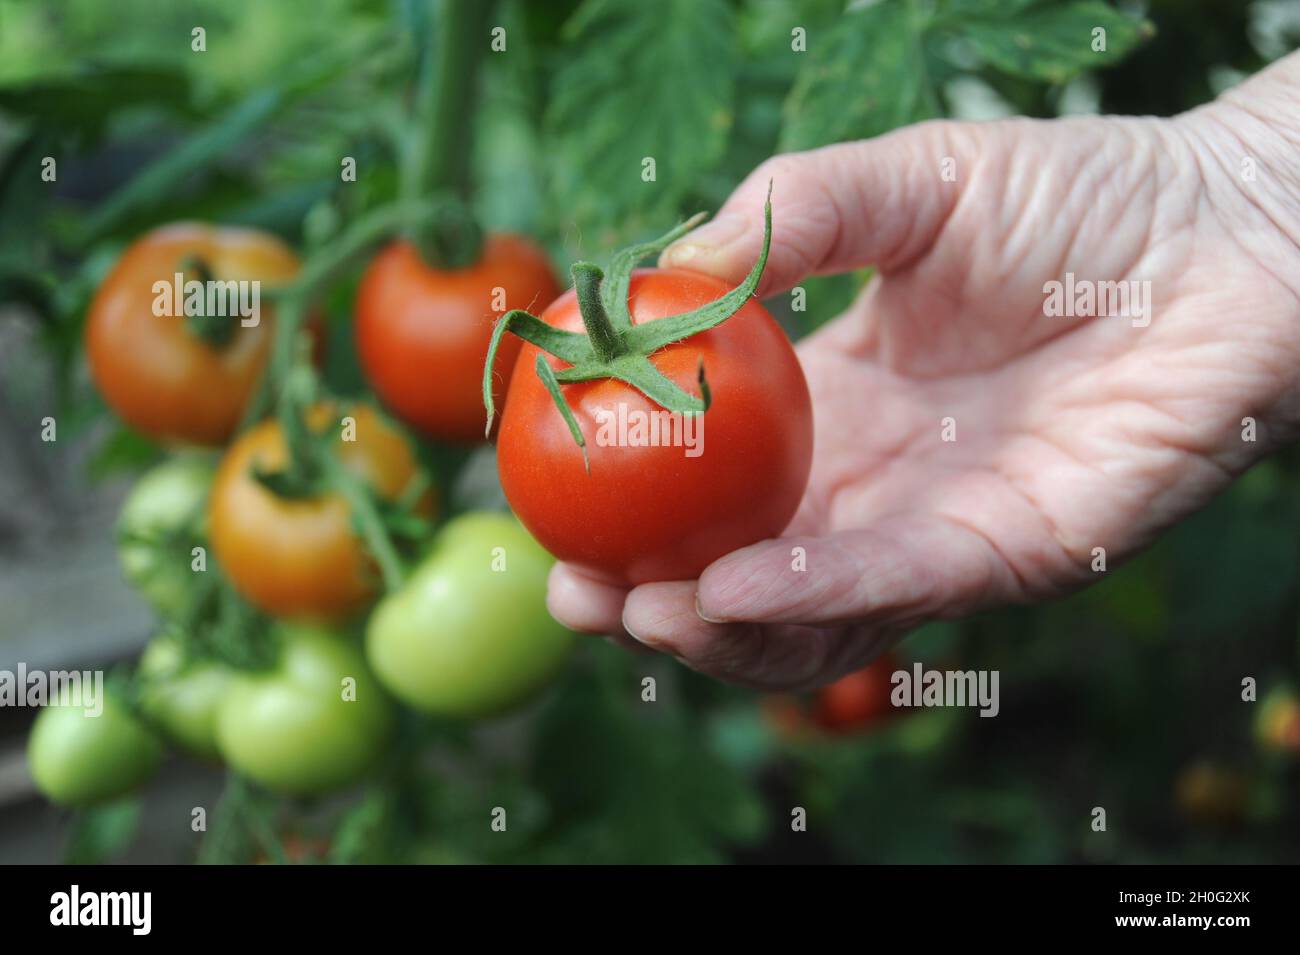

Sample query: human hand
[547,53,1300,690]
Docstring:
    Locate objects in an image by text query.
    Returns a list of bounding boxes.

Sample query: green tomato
[216,622,395,796]
[365,510,575,718]
[117,455,214,620]
[28,693,164,807]
[137,635,234,761]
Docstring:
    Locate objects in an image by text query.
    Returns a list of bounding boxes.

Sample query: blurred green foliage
[3,0,1299,863]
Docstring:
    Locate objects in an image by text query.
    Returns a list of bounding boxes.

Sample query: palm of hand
[788,117,1300,634]
[550,110,1300,689]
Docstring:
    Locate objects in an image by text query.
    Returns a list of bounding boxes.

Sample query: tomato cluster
[29,222,576,808]
[33,202,813,825]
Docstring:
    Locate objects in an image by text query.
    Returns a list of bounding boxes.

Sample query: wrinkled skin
[549,53,1300,690]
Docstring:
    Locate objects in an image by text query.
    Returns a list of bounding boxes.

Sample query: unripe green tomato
[216,622,395,796]
[365,511,575,718]
[117,455,213,619]
[27,693,164,807]
[137,635,234,761]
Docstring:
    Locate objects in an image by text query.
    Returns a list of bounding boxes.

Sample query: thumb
[659,121,971,297]
[695,515,1023,628]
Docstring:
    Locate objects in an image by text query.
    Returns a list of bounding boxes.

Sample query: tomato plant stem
[176,254,236,347]
[572,263,622,361]
[239,199,443,431]
[482,189,774,452]
[408,0,496,268]
[321,452,407,592]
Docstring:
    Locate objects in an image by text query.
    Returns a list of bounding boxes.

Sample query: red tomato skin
[813,656,898,732]
[355,235,561,445]
[497,269,813,585]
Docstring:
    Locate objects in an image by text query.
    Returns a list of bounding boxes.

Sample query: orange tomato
[86,223,302,445]
[209,404,433,619]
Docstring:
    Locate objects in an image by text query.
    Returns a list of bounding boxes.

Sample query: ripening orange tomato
[209,404,433,619]
[86,223,303,445]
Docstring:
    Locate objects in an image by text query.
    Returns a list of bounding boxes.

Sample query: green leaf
[87,426,162,481]
[63,800,143,864]
[197,776,283,865]
[935,0,1045,18]
[0,64,196,142]
[600,212,707,329]
[328,791,390,865]
[625,189,771,354]
[76,38,383,245]
[77,87,288,243]
[0,267,57,317]
[779,0,937,151]
[251,464,323,501]
[956,3,1153,84]
[545,0,737,240]
[529,665,766,863]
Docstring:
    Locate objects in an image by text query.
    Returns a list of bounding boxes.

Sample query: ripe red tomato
[496,269,812,585]
[355,235,561,444]
[813,656,899,732]
[209,403,434,619]
[85,223,302,446]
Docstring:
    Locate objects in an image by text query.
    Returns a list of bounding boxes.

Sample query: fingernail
[661,214,748,266]
[695,592,727,624]
[621,609,649,646]
[622,609,680,656]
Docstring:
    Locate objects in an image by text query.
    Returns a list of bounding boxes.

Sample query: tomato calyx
[482,186,774,471]
[242,369,422,594]
[177,254,238,349]
[250,355,330,500]
[411,193,484,270]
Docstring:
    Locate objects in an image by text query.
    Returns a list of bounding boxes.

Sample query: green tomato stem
[408,0,496,268]
[320,451,407,594]
[177,254,236,348]
[241,198,445,433]
[572,263,622,362]
[480,185,774,463]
